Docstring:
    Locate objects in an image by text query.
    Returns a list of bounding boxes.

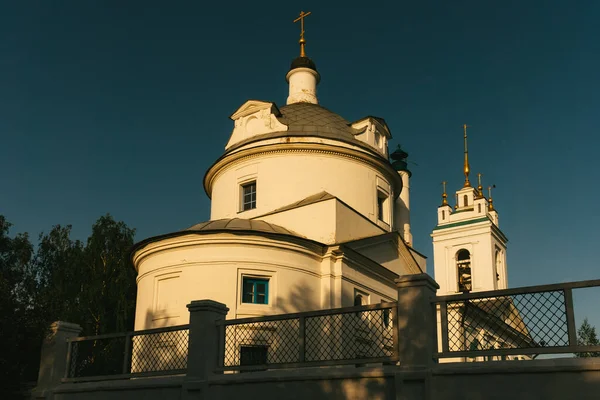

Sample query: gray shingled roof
[256,191,335,218]
[278,103,357,140]
[225,102,380,153]
[185,218,302,237]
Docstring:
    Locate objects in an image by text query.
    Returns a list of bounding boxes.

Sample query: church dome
[132,218,304,253]
[279,102,356,141]
[224,102,374,155]
[289,56,317,73]
[185,218,301,237]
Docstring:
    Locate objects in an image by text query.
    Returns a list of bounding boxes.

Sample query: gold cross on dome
[293,11,312,57]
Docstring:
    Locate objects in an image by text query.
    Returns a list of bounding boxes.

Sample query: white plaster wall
[395,171,412,245]
[209,152,393,230]
[257,199,384,245]
[335,201,386,243]
[133,233,324,330]
[432,223,501,295]
[257,200,337,244]
[340,266,397,307]
[350,239,408,277]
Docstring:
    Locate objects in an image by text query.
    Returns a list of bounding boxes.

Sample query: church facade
[131,49,426,330]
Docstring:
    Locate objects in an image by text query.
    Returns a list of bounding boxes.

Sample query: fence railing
[218,302,398,372]
[433,279,600,360]
[64,324,189,382]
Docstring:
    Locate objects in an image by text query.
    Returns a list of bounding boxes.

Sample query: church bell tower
[431,125,508,295]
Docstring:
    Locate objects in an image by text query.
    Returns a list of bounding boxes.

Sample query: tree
[34,214,137,336]
[33,224,85,327]
[0,216,40,397]
[575,318,600,358]
[79,214,137,335]
[0,213,137,397]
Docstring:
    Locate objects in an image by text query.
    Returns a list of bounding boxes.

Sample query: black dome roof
[289,56,317,72]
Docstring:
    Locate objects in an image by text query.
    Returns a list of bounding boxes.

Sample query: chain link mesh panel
[305,308,394,362]
[130,329,189,373]
[223,318,300,366]
[445,290,567,353]
[222,305,395,368]
[68,327,189,378]
[69,336,126,378]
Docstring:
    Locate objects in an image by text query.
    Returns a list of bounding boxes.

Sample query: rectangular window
[242,277,269,304]
[377,190,388,223]
[377,196,385,221]
[240,345,268,366]
[241,181,256,211]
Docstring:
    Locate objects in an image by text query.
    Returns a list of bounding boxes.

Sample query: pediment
[230,100,282,121]
[350,116,392,138]
[349,116,391,157]
[225,100,288,151]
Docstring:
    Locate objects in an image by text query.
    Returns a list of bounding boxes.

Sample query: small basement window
[240,181,256,211]
[240,345,268,366]
[242,277,269,304]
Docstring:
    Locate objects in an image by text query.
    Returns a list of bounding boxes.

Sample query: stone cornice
[132,231,325,271]
[203,142,402,200]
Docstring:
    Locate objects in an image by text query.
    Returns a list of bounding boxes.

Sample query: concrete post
[395,274,439,368]
[186,300,229,379]
[33,321,82,397]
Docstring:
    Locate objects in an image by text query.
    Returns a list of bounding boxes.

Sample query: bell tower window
[456,249,472,293]
[463,195,468,207]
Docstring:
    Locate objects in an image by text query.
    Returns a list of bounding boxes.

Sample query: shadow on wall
[211,281,425,400]
[272,281,320,314]
[129,309,190,374]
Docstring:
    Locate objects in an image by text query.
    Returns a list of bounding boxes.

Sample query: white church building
[131,45,428,330]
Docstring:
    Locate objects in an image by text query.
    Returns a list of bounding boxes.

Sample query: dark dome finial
[391,144,411,175]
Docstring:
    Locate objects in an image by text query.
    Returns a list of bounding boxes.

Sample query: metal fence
[218,302,397,372]
[64,324,189,382]
[434,279,600,360]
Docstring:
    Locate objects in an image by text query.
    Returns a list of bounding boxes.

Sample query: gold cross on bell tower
[294,11,312,57]
[463,124,471,187]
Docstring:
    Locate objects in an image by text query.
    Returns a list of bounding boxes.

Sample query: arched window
[463,195,468,207]
[456,249,472,292]
[354,294,363,307]
[478,203,481,213]
[442,210,445,220]
[354,294,364,317]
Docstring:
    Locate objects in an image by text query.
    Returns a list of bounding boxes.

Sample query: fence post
[33,321,82,396]
[186,300,229,380]
[564,288,578,346]
[395,274,439,368]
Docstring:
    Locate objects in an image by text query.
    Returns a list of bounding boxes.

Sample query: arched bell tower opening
[456,249,472,293]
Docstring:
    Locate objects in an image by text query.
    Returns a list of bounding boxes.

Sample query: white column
[394,171,412,245]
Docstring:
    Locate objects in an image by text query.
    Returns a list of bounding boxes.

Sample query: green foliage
[0,216,39,397]
[34,215,136,336]
[575,318,600,358]
[0,214,137,397]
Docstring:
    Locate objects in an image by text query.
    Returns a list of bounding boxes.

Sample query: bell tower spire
[463,124,471,187]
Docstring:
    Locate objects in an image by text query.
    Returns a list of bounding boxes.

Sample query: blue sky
[1,2,599,328]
